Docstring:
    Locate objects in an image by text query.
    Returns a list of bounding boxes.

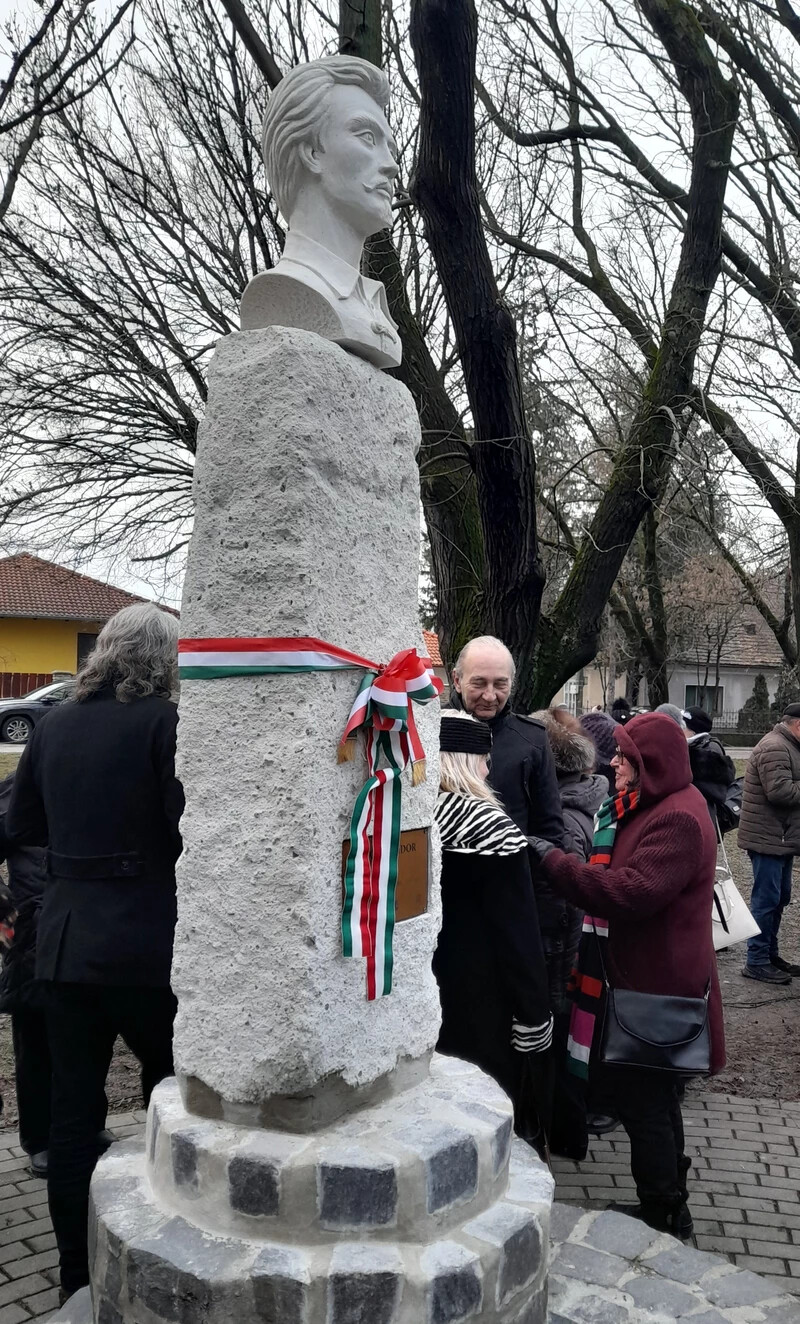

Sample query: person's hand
[511,1015,553,1053]
[527,835,555,862]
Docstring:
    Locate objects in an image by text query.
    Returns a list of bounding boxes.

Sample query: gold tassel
[411,759,427,787]
[337,737,357,764]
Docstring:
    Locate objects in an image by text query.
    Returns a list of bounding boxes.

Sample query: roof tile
[0,554,172,621]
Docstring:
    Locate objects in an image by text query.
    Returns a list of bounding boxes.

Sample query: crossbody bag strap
[716,815,730,873]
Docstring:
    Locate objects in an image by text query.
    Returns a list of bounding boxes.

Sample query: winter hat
[683,705,713,734]
[579,710,617,767]
[440,713,492,754]
[530,708,596,775]
[611,696,632,725]
[655,702,686,729]
[783,703,800,721]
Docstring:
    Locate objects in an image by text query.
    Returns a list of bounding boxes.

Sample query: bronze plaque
[341,827,429,921]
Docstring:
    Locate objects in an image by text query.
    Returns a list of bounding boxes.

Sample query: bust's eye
[359,130,376,146]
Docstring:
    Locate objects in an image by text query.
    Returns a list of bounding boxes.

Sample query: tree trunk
[409,0,544,705]
[641,510,669,706]
[529,0,738,705]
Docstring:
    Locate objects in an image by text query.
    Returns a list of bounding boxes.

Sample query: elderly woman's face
[611,746,637,793]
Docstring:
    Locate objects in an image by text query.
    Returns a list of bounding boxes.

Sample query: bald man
[452,635,567,993]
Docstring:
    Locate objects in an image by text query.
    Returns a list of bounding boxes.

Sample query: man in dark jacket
[452,638,566,997]
[683,706,736,830]
[738,704,800,984]
[7,602,184,1303]
[0,771,50,1176]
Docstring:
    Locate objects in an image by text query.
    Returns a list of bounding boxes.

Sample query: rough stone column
[171,326,442,1126]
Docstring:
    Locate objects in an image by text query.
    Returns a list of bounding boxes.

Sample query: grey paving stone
[549,1203,586,1243]
[625,1274,700,1316]
[581,1210,661,1260]
[551,1242,629,1289]
[705,1267,785,1308]
[643,1243,724,1284]
[553,1292,634,1323]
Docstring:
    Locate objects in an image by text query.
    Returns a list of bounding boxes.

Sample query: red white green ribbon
[178,636,442,999]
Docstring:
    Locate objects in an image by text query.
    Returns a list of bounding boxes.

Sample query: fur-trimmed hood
[530,710,597,775]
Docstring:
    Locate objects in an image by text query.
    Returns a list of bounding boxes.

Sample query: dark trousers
[605,1066,687,1211]
[747,851,793,967]
[11,1006,51,1155]
[45,982,177,1295]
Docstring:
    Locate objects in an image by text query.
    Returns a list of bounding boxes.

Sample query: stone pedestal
[172,327,441,1123]
[79,1057,552,1324]
[56,329,555,1324]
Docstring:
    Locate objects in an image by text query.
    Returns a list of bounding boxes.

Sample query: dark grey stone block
[252,1247,309,1323]
[97,1299,125,1324]
[127,1215,242,1324]
[394,1121,479,1213]
[171,1131,199,1190]
[229,1154,280,1217]
[582,1209,661,1260]
[320,1159,397,1227]
[149,1103,161,1162]
[549,1202,584,1243]
[329,1268,400,1324]
[645,1244,722,1285]
[498,1215,541,1303]
[510,1288,548,1324]
[567,1294,634,1324]
[705,1269,779,1309]
[429,1265,482,1322]
[552,1242,628,1290]
[627,1275,699,1316]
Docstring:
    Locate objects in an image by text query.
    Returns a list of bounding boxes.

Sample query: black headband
[440,715,492,755]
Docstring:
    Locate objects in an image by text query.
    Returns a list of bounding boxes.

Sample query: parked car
[0,681,72,744]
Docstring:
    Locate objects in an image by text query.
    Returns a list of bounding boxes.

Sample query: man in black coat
[452,637,567,1006]
[7,602,184,1303]
[683,706,736,829]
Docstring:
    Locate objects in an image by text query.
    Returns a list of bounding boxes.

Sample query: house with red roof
[0,554,166,698]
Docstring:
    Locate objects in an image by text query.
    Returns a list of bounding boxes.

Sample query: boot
[607,1200,693,1241]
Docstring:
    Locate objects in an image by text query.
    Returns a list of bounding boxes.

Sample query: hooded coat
[538,712,725,1074]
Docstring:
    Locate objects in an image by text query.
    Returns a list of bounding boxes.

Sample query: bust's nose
[380,151,400,180]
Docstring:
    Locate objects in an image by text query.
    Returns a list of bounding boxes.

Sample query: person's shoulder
[506,712,547,744]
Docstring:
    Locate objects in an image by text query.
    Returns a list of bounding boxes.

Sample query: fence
[0,672,53,699]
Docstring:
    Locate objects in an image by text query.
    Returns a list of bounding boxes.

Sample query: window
[685,685,723,715]
[77,632,98,667]
[744,623,757,636]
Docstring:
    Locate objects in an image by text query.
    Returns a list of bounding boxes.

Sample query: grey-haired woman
[7,602,184,1304]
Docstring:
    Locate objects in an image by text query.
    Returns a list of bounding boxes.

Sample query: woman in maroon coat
[529,712,724,1239]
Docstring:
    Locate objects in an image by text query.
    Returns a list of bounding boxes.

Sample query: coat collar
[283,230,384,302]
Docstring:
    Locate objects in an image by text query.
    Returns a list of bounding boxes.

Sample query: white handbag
[712,830,760,952]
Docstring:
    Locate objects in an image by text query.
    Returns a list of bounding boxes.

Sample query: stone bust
[240,56,402,370]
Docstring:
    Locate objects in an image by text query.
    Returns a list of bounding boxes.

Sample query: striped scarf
[566,788,640,1078]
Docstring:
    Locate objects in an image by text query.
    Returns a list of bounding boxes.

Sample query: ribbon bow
[340,648,442,999]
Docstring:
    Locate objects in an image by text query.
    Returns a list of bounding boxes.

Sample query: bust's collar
[282,229,371,300]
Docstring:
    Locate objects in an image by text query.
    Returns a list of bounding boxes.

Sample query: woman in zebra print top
[433,712,554,1150]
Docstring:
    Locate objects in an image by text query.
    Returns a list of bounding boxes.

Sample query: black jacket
[688,733,736,828]
[433,814,551,1108]
[0,772,47,1012]
[559,772,608,862]
[486,706,566,846]
[7,690,184,986]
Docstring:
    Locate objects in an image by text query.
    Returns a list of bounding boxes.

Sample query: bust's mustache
[363,180,393,198]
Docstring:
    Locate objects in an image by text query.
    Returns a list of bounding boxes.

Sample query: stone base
[77,1056,553,1323]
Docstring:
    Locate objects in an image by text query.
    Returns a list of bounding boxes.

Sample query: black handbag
[592,924,711,1076]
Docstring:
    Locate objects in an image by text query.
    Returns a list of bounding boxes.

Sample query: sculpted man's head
[262,56,397,241]
[453,636,516,721]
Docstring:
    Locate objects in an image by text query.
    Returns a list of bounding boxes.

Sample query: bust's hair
[73,602,179,704]
[262,56,390,221]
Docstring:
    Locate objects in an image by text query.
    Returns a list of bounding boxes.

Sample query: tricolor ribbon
[178,636,442,999]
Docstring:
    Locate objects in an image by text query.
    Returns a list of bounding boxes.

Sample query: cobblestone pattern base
[65,1056,553,1324]
[549,1205,800,1324]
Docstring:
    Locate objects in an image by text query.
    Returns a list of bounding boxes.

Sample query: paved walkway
[0,1091,798,1321]
[552,1090,800,1299]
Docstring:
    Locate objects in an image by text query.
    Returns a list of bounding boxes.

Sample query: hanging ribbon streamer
[178,637,442,1000]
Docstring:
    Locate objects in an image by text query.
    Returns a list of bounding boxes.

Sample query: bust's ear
[298,141,322,176]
